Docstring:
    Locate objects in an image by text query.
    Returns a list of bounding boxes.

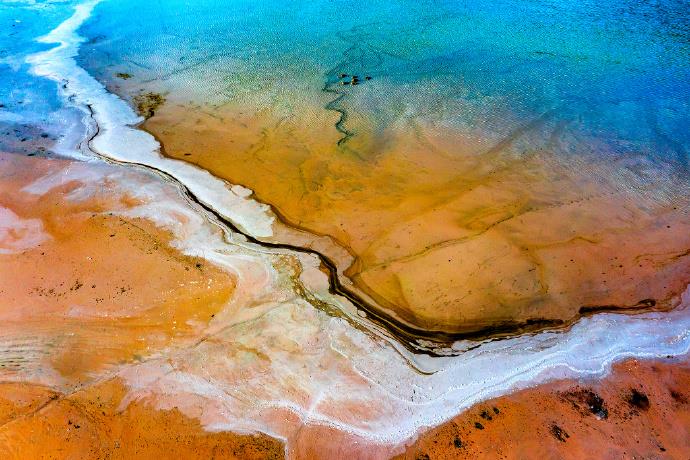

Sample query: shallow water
[74,0,690,333]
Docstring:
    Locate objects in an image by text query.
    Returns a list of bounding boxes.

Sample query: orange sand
[398,358,690,459]
[141,100,690,333]
[0,379,284,459]
[0,153,235,386]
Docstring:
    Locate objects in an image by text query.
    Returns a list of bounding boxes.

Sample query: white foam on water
[26,0,276,239]
[22,0,690,457]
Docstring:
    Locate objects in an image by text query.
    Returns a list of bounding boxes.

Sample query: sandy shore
[0,152,237,387]
[1,111,689,459]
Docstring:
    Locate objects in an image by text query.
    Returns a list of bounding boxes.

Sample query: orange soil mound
[0,379,284,459]
[398,358,690,459]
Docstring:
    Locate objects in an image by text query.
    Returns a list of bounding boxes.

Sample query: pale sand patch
[0,207,50,254]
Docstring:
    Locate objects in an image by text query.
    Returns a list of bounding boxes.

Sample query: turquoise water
[74,0,690,170]
[2,0,688,171]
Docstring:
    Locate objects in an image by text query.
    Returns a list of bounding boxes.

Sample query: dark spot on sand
[627,389,650,410]
[561,388,608,419]
[480,409,492,421]
[133,92,165,119]
[453,437,463,448]
[474,422,484,430]
[116,72,132,80]
[550,424,569,442]
[670,389,687,404]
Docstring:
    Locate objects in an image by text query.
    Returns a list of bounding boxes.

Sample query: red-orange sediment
[0,379,284,459]
[1,153,689,459]
[397,358,690,459]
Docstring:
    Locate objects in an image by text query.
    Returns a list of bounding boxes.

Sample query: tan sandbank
[140,98,690,334]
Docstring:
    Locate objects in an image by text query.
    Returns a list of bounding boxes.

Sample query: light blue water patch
[0,1,83,155]
[76,0,689,169]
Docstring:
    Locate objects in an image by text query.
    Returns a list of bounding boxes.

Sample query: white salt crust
[0,206,51,254]
[23,1,690,457]
[26,0,276,239]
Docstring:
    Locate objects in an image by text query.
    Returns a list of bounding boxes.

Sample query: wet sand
[138,98,690,334]
[398,358,690,459]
